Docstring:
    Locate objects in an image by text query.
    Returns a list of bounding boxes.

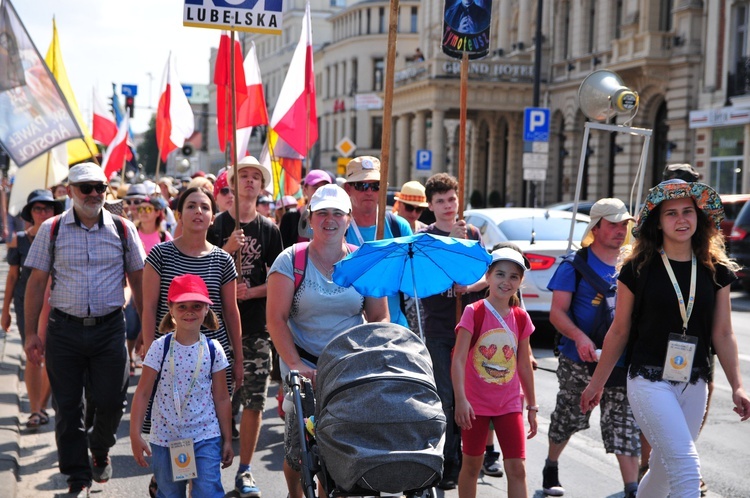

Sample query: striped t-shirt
[145,242,238,373]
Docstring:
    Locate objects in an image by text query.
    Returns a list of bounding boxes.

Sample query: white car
[464,208,590,327]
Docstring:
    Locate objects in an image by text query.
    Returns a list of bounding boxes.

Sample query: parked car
[728,198,750,290]
[720,193,750,242]
[464,208,590,329]
[546,200,598,216]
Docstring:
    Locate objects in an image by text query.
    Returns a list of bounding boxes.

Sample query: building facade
[207,1,740,203]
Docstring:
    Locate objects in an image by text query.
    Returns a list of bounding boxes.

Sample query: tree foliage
[137,114,160,176]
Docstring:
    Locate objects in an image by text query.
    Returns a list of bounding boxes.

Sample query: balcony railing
[727,57,750,98]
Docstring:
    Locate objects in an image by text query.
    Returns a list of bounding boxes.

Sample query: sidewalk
[0,244,21,498]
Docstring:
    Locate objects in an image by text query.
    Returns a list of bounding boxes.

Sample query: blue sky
[11,0,221,133]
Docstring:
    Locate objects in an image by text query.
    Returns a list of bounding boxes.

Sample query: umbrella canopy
[332,232,491,299]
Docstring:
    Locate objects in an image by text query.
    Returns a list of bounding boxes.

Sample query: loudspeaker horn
[577,70,639,122]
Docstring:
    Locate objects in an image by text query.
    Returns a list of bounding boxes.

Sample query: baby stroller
[288,322,445,498]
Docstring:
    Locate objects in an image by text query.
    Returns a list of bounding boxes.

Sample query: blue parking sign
[524,107,550,142]
[416,150,432,170]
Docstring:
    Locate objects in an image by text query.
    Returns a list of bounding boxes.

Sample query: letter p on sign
[524,107,550,142]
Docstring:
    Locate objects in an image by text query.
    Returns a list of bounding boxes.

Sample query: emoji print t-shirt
[455,301,534,416]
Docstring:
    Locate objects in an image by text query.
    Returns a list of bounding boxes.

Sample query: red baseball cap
[167,274,214,305]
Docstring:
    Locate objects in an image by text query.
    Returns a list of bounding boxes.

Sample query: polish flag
[101,114,133,179]
[214,31,248,156]
[235,41,269,161]
[156,52,194,162]
[91,87,117,145]
[269,1,317,157]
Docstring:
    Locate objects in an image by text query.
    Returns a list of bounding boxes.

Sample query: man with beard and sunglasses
[343,156,412,327]
[23,163,146,496]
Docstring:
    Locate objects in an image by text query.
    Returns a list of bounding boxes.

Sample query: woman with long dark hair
[581,180,750,497]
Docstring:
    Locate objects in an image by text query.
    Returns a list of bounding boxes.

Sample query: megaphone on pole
[577,70,639,123]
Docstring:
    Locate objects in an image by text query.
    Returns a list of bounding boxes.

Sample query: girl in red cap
[130,274,233,497]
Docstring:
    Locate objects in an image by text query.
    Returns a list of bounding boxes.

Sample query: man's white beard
[73,197,103,219]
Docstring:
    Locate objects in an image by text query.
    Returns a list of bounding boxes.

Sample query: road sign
[337,157,349,176]
[182,85,193,97]
[336,137,356,157]
[121,84,138,97]
[523,167,547,181]
[522,152,548,169]
[416,149,432,171]
[524,107,550,142]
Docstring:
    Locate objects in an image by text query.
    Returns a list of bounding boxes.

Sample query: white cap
[227,155,272,188]
[309,184,352,213]
[68,162,107,184]
[489,247,529,271]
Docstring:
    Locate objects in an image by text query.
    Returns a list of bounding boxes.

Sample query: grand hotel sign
[395,61,535,85]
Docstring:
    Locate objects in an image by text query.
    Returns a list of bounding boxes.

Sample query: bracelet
[526,405,539,412]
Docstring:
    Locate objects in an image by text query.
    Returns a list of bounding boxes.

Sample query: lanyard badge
[659,250,698,382]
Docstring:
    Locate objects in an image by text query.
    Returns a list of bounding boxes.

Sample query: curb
[0,332,20,498]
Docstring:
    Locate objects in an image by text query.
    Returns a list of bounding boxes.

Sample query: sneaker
[235,470,261,498]
[482,451,504,477]
[542,465,565,496]
[65,483,90,497]
[91,454,112,483]
[700,478,708,497]
[436,475,457,490]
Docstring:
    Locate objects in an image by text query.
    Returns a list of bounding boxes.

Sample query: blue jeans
[45,309,128,487]
[426,336,461,470]
[151,437,225,498]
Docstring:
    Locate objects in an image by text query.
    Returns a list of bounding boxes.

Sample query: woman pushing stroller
[266,184,388,498]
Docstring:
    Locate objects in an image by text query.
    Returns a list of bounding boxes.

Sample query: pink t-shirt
[138,230,173,256]
[455,300,534,416]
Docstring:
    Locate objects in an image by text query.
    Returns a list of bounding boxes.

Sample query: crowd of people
[1,157,748,498]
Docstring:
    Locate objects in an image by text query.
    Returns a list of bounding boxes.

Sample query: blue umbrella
[332,233,491,338]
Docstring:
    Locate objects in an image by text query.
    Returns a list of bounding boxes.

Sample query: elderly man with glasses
[342,156,412,327]
[23,163,146,496]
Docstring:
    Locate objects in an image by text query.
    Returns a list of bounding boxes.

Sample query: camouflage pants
[235,334,271,411]
[549,355,641,456]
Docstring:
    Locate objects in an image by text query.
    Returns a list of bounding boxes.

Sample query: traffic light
[125,96,135,117]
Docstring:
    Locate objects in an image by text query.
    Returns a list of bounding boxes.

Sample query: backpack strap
[564,248,615,297]
[112,216,129,286]
[48,215,62,289]
[469,299,486,349]
[207,337,216,380]
[147,333,174,422]
[385,211,402,238]
[293,242,310,292]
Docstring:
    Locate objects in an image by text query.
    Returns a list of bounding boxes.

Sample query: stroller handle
[288,370,318,498]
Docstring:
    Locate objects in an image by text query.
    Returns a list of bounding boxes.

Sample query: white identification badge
[662,333,698,383]
[169,438,198,481]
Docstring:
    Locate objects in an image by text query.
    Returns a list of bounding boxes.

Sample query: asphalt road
[11,295,750,497]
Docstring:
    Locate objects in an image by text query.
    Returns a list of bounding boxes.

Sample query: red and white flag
[235,41,269,161]
[214,31,248,156]
[156,52,194,162]
[91,87,117,145]
[101,114,132,179]
[269,1,317,157]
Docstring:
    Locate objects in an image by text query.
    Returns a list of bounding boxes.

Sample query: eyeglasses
[32,205,55,213]
[350,182,380,192]
[218,187,232,196]
[402,204,425,213]
[124,199,143,206]
[137,205,155,214]
[74,183,107,195]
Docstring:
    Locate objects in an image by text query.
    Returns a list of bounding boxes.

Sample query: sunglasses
[403,204,425,213]
[125,199,143,206]
[32,205,55,213]
[351,182,380,192]
[137,205,155,214]
[218,187,232,196]
[74,183,108,195]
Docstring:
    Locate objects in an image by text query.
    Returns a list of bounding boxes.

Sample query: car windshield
[498,217,588,241]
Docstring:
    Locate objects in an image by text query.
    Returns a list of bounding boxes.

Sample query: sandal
[26,411,49,428]
[148,475,158,498]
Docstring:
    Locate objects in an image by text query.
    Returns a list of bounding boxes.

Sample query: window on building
[711,126,745,194]
[614,0,623,39]
[562,1,571,59]
[659,0,673,32]
[729,4,750,98]
[367,9,371,35]
[411,7,418,33]
[379,7,385,34]
[373,58,384,91]
[350,59,358,96]
[371,116,383,149]
[331,0,345,6]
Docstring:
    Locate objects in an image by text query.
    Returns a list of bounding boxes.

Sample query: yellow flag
[45,18,98,165]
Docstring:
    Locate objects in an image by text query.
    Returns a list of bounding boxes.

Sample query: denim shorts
[151,436,225,498]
